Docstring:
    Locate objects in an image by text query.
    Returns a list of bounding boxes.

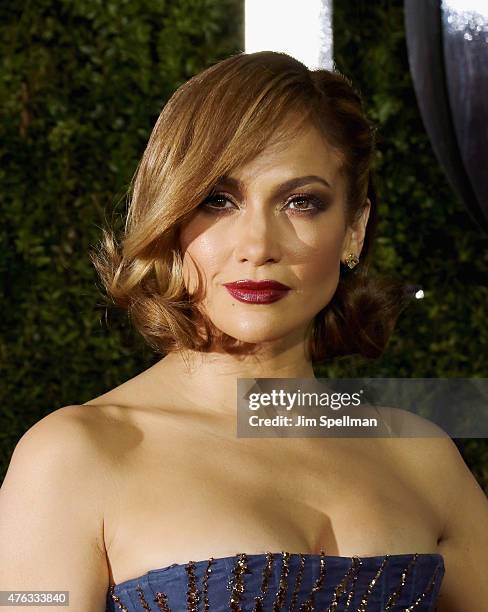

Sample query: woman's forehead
[223,125,342,186]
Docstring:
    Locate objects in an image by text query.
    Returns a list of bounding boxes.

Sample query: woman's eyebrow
[214,174,332,197]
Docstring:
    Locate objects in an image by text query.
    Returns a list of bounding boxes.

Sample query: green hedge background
[1,0,487,492]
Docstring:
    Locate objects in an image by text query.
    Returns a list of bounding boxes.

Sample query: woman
[1,51,487,612]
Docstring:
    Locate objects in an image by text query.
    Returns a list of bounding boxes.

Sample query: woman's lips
[223,280,291,304]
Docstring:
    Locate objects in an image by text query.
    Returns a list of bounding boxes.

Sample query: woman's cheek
[302,235,342,280]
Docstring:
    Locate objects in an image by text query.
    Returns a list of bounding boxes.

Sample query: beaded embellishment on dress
[106,550,445,612]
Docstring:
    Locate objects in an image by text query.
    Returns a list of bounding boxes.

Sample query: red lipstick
[223,279,291,304]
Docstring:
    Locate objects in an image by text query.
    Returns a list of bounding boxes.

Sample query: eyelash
[200,192,328,216]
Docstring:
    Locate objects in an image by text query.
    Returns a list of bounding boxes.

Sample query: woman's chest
[103,429,443,586]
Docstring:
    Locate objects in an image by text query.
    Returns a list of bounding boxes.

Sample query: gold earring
[344,252,359,269]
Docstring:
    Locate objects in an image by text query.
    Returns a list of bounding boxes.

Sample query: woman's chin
[215,321,302,347]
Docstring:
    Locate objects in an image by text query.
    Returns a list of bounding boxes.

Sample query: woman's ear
[341,198,371,263]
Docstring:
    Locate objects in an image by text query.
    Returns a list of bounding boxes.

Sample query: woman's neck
[152,346,316,418]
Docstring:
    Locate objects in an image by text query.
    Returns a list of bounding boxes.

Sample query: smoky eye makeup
[199,191,331,217]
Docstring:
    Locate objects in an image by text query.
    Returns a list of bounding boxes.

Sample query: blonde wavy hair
[89,51,409,364]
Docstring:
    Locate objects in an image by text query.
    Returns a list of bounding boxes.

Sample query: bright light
[244,0,333,70]
[415,289,425,299]
[441,0,488,38]
[442,0,487,12]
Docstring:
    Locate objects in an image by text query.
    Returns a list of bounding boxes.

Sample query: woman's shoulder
[0,404,113,606]
[377,406,458,483]
[15,403,109,451]
[378,409,488,608]
[11,404,122,481]
[7,402,149,497]
[2,404,114,560]
[374,404,449,438]
[378,406,486,529]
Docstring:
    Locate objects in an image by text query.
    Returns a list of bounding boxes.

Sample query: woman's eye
[200,193,326,215]
[200,194,236,212]
[286,196,325,214]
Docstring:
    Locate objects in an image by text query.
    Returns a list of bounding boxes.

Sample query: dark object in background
[404,0,488,234]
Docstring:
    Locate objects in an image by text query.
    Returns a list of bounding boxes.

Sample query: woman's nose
[233,206,283,264]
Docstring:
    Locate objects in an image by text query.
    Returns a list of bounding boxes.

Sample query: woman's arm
[0,406,110,611]
[434,436,488,612]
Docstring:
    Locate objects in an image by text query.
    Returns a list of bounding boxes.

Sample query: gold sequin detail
[342,557,361,611]
[272,551,291,611]
[228,553,250,611]
[136,583,152,611]
[383,553,419,610]
[185,560,200,612]
[357,555,390,612]
[201,557,214,612]
[404,562,443,611]
[289,554,306,612]
[326,556,362,612]
[154,591,172,612]
[252,551,275,612]
[106,551,443,612]
[298,549,327,611]
[109,584,129,612]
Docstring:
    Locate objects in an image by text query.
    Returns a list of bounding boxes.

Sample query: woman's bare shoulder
[378,406,460,488]
[378,407,487,533]
[380,410,488,609]
[8,404,124,488]
[15,403,113,449]
[33,402,126,442]
[56,401,154,464]
[374,404,450,438]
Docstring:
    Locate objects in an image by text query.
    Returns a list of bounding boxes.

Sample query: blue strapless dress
[105,551,445,611]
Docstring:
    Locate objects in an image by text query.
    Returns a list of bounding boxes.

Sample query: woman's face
[179,121,369,347]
